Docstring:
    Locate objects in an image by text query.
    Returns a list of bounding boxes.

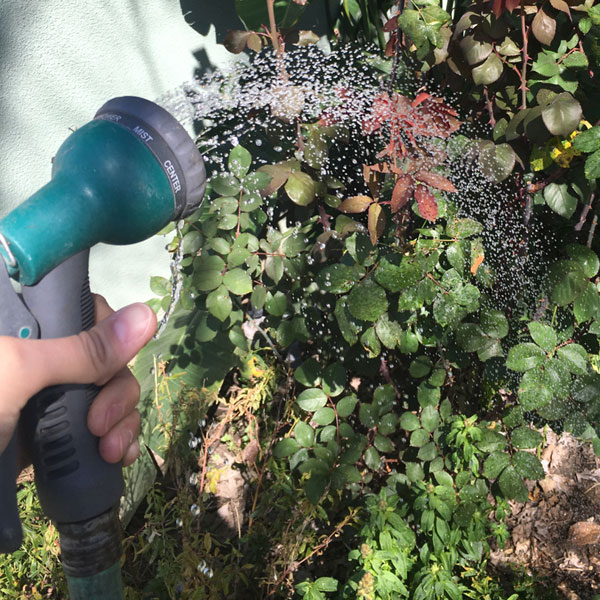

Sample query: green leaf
[459,35,492,66]
[506,343,546,372]
[472,53,503,85]
[567,244,600,278]
[379,413,398,436]
[273,438,300,458]
[316,264,358,294]
[359,403,379,428]
[374,434,395,453]
[446,218,483,238]
[228,145,252,178]
[294,357,321,387]
[223,268,253,295]
[573,126,600,153]
[483,451,511,480]
[417,441,438,461]
[574,282,600,323]
[541,93,582,137]
[374,254,422,292]
[511,427,543,449]
[206,285,232,321]
[563,51,588,69]
[479,142,516,183]
[305,473,327,504]
[476,429,507,453]
[409,355,433,378]
[584,149,600,180]
[265,290,288,316]
[315,578,338,593]
[285,172,316,206]
[375,313,403,349]
[313,407,336,425]
[211,173,240,196]
[421,406,440,432]
[364,446,381,470]
[150,275,170,296]
[456,323,488,352]
[406,462,425,482]
[556,343,588,375]
[544,183,578,219]
[400,412,421,431]
[527,321,557,351]
[265,255,284,284]
[322,362,347,397]
[410,428,430,447]
[335,297,362,345]
[498,465,528,501]
[336,394,358,418]
[294,421,315,448]
[331,464,361,487]
[347,278,388,322]
[296,388,328,412]
[250,285,267,311]
[549,260,588,306]
[513,451,545,479]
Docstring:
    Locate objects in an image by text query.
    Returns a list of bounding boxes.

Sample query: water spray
[0,96,206,597]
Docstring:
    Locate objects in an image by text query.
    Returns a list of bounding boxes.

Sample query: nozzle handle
[20,251,124,524]
[0,434,23,552]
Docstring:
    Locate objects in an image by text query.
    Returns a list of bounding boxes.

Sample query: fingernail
[112,304,154,345]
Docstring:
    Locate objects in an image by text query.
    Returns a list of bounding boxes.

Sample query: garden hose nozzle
[0,97,206,590]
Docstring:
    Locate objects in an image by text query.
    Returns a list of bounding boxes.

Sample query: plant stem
[266,0,281,55]
[588,214,598,249]
[575,192,595,234]
[520,1,529,110]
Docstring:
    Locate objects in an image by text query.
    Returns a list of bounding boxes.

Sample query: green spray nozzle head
[0,96,206,285]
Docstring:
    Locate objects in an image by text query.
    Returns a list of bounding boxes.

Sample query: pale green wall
[0,0,236,308]
[0,0,332,309]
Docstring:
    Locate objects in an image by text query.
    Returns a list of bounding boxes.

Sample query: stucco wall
[0,1,235,308]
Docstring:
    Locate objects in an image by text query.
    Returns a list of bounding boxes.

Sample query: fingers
[21,303,156,396]
[97,409,141,465]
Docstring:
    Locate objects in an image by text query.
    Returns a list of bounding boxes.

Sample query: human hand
[0,296,156,470]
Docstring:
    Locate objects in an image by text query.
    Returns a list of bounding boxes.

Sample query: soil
[490,431,600,600]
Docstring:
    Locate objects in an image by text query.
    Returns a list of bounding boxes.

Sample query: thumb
[25,303,157,392]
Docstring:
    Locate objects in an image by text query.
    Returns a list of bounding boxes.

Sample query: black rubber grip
[0,434,23,552]
[20,251,123,523]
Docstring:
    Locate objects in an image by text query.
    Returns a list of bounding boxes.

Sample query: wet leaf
[414,170,456,192]
[573,127,600,153]
[347,278,388,322]
[483,451,511,479]
[206,285,232,322]
[527,321,557,351]
[566,244,599,278]
[257,163,290,196]
[415,184,438,221]
[368,203,386,246]
[574,282,600,323]
[471,53,503,85]
[400,412,421,431]
[228,145,252,178]
[337,394,358,418]
[557,343,588,375]
[585,150,600,180]
[480,308,508,338]
[511,427,543,449]
[479,142,516,183]
[338,195,373,213]
[506,343,546,372]
[549,260,588,305]
[223,269,253,295]
[316,264,358,294]
[294,421,314,448]
[541,93,582,137]
[532,8,556,46]
[498,465,528,501]
[459,35,493,65]
[364,446,381,470]
[285,172,316,206]
[313,407,336,425]
[513,451,545,479]
[391,175,414,213]
[296,388,328,412]
[273,437,300,458]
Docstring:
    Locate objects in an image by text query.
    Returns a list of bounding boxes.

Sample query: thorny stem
[588,214,598,249]
[155,221,184,338]
[483,87,496,128]
[266,0,281,55]
[575,192,595,234]
[520,1,530,110]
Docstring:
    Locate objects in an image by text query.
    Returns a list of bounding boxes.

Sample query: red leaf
[491,0,520,18]
[390,175,414,213]
[415,185,438,222]
[385,33,397,58]
[337,195,373,213]
[383,14,399,32]
[412,92,431,107]
[368,203,386,246]
[414,171,456,193]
